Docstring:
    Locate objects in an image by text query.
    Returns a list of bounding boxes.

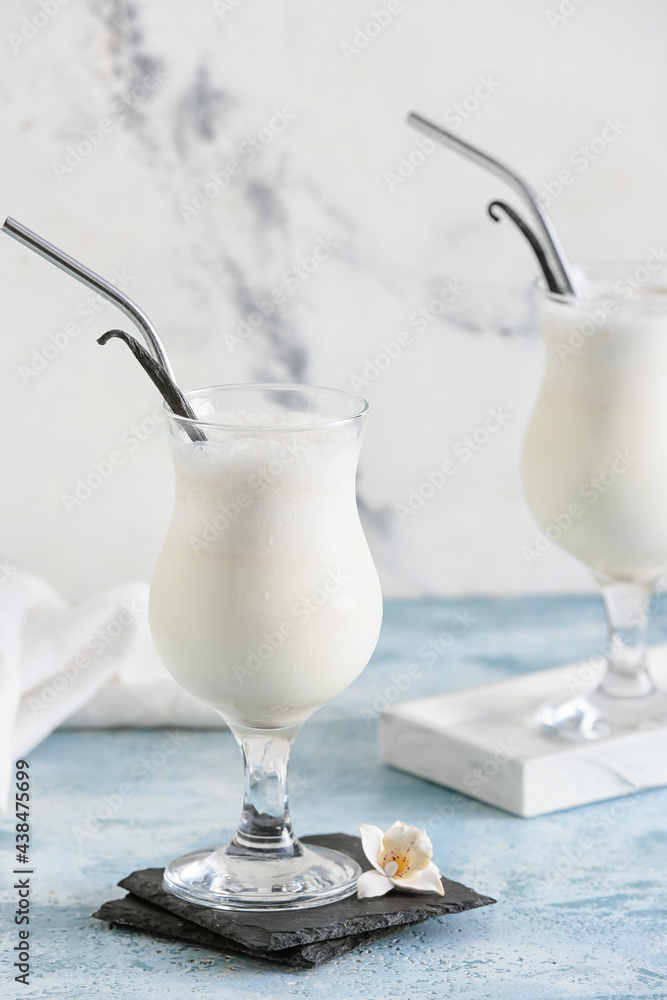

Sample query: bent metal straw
[406,112,576,296]
[1,216,176,379]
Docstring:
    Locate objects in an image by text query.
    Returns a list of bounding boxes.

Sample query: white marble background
[1,0,666,599]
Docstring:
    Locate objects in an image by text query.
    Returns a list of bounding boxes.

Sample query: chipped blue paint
[2,596,666,998]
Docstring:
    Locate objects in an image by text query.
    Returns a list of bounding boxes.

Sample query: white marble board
[379,648,667,817]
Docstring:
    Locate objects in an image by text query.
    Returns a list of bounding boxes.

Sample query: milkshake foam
[522,281,667,579]
[149,410,382,728]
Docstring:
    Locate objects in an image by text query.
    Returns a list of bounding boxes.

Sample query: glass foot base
[536,687,667,741]
[163,843,362,911]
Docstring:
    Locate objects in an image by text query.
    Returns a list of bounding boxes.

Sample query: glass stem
[597,577,656,698]
[225,723,303,859]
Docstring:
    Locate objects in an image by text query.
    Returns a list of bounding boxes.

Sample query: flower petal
[379,821,433,878]
[356,870,395,899]
[358,823,385,873]
[392,862,445,896]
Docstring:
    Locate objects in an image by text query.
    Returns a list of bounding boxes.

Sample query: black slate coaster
[93,892,435,969]
[93,833,495,968]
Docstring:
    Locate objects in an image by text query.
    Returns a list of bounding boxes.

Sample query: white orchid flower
[357,821,445,899]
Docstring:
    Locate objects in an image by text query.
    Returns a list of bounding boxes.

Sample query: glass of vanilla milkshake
[522,262,667,739]
[149,383,382,908]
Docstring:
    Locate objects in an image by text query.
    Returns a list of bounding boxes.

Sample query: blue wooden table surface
[3,596,667,999]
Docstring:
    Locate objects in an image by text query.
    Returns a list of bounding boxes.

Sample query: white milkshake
[149,400,383,729]
[522,273,667,581]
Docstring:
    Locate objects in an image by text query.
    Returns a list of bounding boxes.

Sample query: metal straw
[1,216,176,378]
[407,112,577,295]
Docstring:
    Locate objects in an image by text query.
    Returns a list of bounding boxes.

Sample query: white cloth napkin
[0,571,222,815]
